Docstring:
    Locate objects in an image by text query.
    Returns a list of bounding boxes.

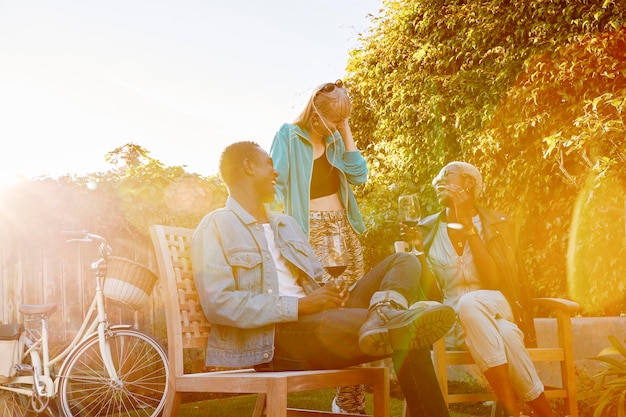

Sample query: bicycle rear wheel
[58,328,168,417]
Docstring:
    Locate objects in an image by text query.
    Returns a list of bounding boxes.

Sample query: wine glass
[321,234,348,287]
[447,200,465,230]
[433,183,464,230]
[397,194,424,256]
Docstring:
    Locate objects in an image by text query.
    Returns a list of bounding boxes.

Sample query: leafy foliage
[0,143,227,247]
[347,0,626,314]
[589,335,626,416]
[103,144,226,237]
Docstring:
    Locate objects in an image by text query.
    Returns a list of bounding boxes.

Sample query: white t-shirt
[263,224,306,298]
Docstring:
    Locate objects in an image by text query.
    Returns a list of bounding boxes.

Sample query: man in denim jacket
[192,141,455,417]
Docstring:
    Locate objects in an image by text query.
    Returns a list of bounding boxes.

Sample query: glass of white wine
[447,199,464,231]
[398,194,424,256]
[434,175,464,230]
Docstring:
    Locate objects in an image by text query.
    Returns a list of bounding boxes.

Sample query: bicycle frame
[0,234,131,409]
[2,231,169,417]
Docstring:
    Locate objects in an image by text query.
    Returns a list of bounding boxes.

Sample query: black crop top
[310,154,340,199]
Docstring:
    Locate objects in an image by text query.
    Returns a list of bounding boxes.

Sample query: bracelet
[466,227,478,237]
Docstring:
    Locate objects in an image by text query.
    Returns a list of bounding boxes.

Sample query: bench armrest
[531,297,580,315]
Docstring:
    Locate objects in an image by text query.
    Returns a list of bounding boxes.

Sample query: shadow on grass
[178,388,490,417]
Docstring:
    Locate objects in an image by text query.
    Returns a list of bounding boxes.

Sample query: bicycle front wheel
[58,329,169,417]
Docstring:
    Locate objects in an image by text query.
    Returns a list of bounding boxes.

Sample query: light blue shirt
[270,122,368,236]
[191,197,323,367]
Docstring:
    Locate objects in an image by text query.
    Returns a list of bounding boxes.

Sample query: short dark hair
[219,141,261,186]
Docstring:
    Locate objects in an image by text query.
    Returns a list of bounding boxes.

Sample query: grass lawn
[178,388,490,417]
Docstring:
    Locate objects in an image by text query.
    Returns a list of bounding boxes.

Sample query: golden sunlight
[0,171,23,193]
[568,171,626,316]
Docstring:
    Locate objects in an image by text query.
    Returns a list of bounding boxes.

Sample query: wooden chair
[428,297,580,417]
[149,224,390,417]
[395,243,580,417]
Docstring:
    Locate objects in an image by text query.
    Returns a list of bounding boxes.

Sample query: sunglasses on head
[317,79,344,94]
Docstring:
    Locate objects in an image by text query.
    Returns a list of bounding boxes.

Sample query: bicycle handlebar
[62,231,112,257]
[62,230,107,244]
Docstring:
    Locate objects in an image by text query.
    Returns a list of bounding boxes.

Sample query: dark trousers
[272,253,449,417]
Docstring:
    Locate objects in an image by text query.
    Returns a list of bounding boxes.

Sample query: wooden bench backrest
[149,225,210,377]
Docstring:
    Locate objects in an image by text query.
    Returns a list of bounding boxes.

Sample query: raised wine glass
[321,234,348,287]
[447,200,465,231]
[434,183,464,230]
[398,194,424,256]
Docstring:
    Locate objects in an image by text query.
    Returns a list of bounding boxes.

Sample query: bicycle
[0,231,169,417]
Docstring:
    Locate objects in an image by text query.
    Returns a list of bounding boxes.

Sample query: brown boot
[359,299,455,356]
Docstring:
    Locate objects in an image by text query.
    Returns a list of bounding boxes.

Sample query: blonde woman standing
[270,80,368,414]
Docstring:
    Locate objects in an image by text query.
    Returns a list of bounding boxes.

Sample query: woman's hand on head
[335,118,350,131]
[336,119,357,150]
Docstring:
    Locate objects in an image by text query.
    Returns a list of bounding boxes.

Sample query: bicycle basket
[103,256,158,310]
[0,323,24,383]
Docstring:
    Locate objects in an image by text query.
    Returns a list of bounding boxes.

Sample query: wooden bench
[149,224,390,417]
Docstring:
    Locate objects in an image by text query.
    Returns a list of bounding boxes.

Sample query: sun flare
[0,172,23,193]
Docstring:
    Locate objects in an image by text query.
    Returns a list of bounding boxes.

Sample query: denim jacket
[269,123,368,236]
[420,207,537,346]
[191,197,324,367]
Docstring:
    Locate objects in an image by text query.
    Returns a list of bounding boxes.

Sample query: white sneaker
[331,397,345,413]
[331,396,366,414]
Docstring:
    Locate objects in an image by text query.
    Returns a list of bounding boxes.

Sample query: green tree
[347,0,626,314]
[0,143,227,247]
[103,143,226,238]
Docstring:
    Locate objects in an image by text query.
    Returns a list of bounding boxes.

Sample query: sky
[0,0,382,188]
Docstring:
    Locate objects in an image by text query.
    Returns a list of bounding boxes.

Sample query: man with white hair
[403,161,556,417]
